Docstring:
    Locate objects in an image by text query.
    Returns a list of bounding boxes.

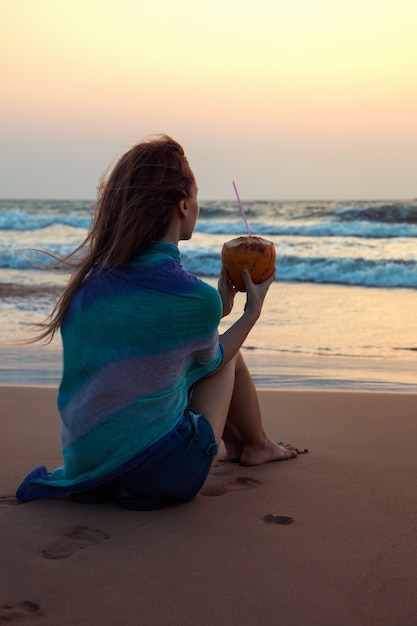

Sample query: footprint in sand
[0,600,43,623]
[200,476,262,497]
[262,514,295,525]
[0,497,19,509]
[41,525,110,560]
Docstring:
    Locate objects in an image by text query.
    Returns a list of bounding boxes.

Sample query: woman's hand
[218,267,238,317]
[242,267,276,320]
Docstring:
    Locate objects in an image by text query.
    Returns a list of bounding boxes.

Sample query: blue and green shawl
[17,242,223,502]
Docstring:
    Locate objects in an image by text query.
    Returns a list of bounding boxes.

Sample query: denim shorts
[112,408,218,507]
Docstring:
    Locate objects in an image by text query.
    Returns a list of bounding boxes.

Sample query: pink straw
[232,181,251,236]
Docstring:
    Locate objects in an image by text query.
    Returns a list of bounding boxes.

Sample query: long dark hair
[36,134,195,342]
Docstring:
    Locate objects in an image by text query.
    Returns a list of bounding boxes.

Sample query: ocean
[1,198,417,390]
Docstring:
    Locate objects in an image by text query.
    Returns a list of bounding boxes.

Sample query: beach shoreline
[1,384,417,625]
[2,278,417,392]
[2,345,417,392]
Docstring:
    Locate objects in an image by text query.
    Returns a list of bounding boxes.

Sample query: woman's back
[57,242,223,480]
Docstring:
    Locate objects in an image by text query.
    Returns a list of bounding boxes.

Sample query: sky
[1,0,416,200]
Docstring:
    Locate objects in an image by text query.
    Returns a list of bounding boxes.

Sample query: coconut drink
[222,235,276,292]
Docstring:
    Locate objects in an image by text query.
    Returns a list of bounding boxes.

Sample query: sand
[1,385,417,625]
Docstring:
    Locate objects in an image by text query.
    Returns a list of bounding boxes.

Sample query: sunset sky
[1,0,416,199]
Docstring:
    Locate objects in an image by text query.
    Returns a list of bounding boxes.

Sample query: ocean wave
[195,220,417,239]
[3,244,417,289]
[277,255,417,288]
[200,200,417,222]
[3,199,417,239]
[335,202,417,224]
[0,246,76,270]
[3,210,417,238]
[3,198,417,291]
[0,209,91,231]
[181,249,417,288]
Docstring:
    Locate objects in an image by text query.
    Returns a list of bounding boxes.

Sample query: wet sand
[1,385,417,625]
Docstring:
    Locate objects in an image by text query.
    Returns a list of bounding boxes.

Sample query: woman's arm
[219,268,275,365]
[218,267,237,318]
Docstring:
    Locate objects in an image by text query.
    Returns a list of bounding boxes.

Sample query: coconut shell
[221,236,276,292]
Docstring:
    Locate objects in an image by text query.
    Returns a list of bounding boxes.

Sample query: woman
[16,135,296,510]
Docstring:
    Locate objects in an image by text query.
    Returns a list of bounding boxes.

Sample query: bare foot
[240,438,297,466]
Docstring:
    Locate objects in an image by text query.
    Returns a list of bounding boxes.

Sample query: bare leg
[221,422,243,462]
[190,351,296,466]
[225,352,296,465]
